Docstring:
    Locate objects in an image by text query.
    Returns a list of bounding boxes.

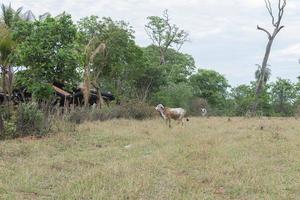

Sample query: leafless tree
[82,39,106,107]
[0,114,3,136]
[253,0,287,113]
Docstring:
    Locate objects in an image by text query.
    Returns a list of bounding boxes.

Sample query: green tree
[1,4,23,28]
[145,10,188,65]
[231,82,273,116]
[231,84,255,116]
[0,24,13,99]
[189,69,230,112]
[0,4,24,102]
[151,82,193,108]
[128,63,166,102]
[78,16,147,105]
[129,45,195,103]
[270,78,296,116]
[13,14,81,100]
[160,46,195,83]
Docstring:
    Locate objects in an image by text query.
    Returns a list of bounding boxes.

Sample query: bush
[0,107,17,139]
[294,105,300,118]
[0,115,4,138]
[151,82,193,109]
[2,121,17,139]
[114,101,157,120]
[188,98,208,116]
[16,103,46,137]
[90,107,114,121]
[0,106,12,121]
[68,107,90,124]
[68,101,157,124]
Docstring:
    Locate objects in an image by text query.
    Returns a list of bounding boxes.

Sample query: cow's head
[155,104,165,112]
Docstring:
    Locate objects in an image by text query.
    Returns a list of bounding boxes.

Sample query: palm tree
[1,3,23,28]
[0,3,23,102]
[2,3,51,23]
[0,4,54,102]
[255,64,271,86]
[22,10,36,21]
[0,25,13,99]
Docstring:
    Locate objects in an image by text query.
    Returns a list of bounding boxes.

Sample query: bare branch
[257,25,271,39]
[84,38,94,55]
[277,0,287,27]
[144,27,156,45]
[89,43,106,62]
[275,25,284,36]
[278,0,287,13]
[163,9,169,23]
[264,0,276,27]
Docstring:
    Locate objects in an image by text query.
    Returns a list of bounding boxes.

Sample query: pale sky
[3,0,300,86]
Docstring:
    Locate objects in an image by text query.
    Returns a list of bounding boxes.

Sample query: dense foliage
[0,3,300,125]
[13,15,81,98]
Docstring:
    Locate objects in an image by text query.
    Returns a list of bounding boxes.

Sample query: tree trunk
[83,64,90,107]
[96,88,105,109]
[0,114,4,137]
[159,48,165,65]
[256,38,274,96]
[7,65,13,102]
[252,0,286,115]
[252,34,276,114]
[1,67,7,104]
[141,81,152,102]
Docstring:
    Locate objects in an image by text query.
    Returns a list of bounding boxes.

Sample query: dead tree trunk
[1,67,7,103]
[0,114,4,137]
[7,65,13,102]
[96,88,105,109]
[252,0,286,114]
[159,48,166,65]
[83,64,91,107]
[83,41,106,107]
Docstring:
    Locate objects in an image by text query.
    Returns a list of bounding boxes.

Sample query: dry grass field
[1,117,300,199]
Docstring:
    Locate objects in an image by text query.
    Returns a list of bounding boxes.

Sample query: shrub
[294,105,300,118]
[2,121,17,139]
[188,98,208,116]
[115,101,157,120]
[68,107,90,124]
[151,82,193,109]
[16,103,46,137]
[90,107,113,121]
[0,107,17,139]
[68,100,157,124]
[0,106,12,121]
[0,115,4,138]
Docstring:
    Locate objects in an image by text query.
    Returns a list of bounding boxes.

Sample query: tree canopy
[13,14,81,98]
[1,3,300,117]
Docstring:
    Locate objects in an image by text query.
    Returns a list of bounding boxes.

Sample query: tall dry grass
[0,117,300,199]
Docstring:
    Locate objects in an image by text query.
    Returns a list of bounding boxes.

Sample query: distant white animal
[155,104,188,128]
[201,108,207,117]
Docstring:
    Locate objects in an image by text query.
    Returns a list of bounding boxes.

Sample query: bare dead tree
[91,43,107,109]
[253,0,287,113]
[0,114,3,136]
[83,39,107,107]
